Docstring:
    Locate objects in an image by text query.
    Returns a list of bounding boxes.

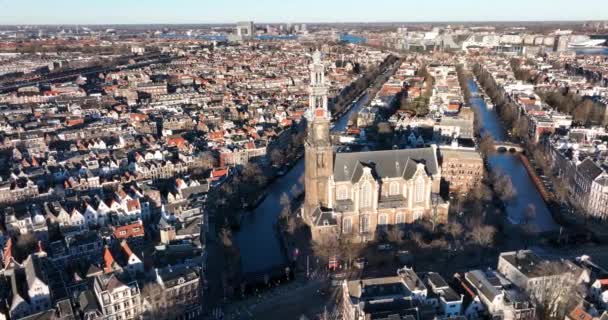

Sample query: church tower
[304,50,333,213]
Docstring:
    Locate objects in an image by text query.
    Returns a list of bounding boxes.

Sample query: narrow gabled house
[120,241,143,277]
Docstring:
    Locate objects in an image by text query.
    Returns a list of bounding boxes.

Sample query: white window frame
[396,213,405,225]
[360,182,372,208]
[415,178,425,203]
[378,214,388,226]
[337,185,349,200]
[389,182,400,196]
[343,217,352,234]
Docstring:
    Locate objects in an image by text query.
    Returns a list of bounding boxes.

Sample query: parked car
[354,257,367,269]
[377,243,392,251]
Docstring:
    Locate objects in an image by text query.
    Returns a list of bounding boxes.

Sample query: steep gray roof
[24,255,47,291]
[347,276,409,299]
[578,158,604,181]
[333,147,439,183]
[465,270,501,301]
[311,206,337,227]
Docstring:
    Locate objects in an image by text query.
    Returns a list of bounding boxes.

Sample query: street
[207,277,340,320]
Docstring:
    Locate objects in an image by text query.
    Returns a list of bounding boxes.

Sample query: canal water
[570,48,608,56]
[236,93,370,274]
[468,79,558,232]
[339,34,367,44]
[237,77,561,274]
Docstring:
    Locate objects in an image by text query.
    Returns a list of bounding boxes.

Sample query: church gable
[334,147,438,183]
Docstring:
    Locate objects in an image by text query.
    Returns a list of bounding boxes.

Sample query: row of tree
[397,64,433,116]
[537,89,606,126]
[332,54,400,115]
[455,64,472,105]
[512,58,607,126]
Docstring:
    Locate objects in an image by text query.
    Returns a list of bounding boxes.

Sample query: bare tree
[525,204,536,225]
[386,227,404,245]
[279,203,297,235]
[470,182,493,202]
[478,133,496,157]
[514,116,530,142]
[339,236,363,269]
[270,149,284,167]
[445,222,464,242]
[430,238,449,251]
[219,228,233,248]
[469,225,496,248]
[280,192,291,214]
[492,171,517,202]
[553,178,569,204]
[140,282,163,319]
[312,231,340,264]
[573,100,593,125]
[290,184,302,198]
[522,204,539,247]
[242,163,266,186]
[348,112,358,127]
[199,151,216,170]
[531,261,584,320]
[410,231,426,249]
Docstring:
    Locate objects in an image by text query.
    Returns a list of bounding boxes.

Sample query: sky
[0,0,606,25]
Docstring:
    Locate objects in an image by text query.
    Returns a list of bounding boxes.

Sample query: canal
[236,77,561,274]
[468,79,558,232]
[235,93,370,274]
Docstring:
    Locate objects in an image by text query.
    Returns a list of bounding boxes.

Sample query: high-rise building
[236,21,255,39]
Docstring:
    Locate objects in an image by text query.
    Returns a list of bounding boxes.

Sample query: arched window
[378,214,388,226]
[360,215,369,233]
[390,182,400,196]
[337,186,349,200]
[415,178,425,203]
[343,217,352,234]
[360,182,372,208]
[396,213,405,225]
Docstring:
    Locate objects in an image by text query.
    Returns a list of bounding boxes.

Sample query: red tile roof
[211,167,229,179]
[568,307,593,320]
[103,247,117,273]
[113,221,145,239]
[126,199,141,212]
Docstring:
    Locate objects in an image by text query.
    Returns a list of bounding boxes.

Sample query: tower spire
[304,49,333,214]
[309,49,329,121]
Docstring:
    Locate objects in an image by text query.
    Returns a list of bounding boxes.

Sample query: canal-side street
[233,67,562,282]
[235,58,401,275]
[468,78,559,232]
[235,92,370,274]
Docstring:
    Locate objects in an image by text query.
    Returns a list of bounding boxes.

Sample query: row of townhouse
[342,250,601,320]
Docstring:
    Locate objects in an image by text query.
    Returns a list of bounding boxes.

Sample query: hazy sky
[0,0,606,25]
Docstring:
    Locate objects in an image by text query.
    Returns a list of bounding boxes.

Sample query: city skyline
[0,0,607,25]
